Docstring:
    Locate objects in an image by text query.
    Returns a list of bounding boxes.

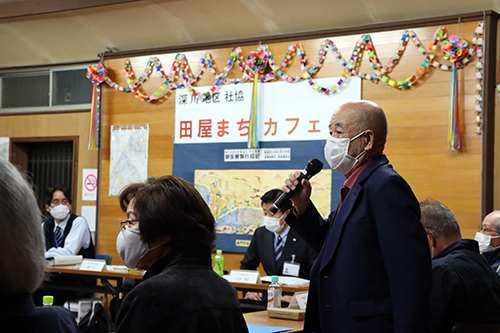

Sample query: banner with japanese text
[173,77,361,252]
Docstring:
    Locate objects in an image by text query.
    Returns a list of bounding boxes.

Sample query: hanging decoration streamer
[442,34,469,152]
[86,63,107,150]
[246,50,269,148]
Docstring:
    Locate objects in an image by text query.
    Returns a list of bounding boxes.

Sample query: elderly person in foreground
[0,159,78,332]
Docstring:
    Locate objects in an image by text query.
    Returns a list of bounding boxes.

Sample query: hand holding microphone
[271,158,323,214]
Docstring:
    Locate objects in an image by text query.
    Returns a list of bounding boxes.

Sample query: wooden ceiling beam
[0,0,142,19]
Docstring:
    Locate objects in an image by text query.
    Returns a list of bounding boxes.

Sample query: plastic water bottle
[43,295,54,307]
[214,249,224,277]
[267,275,282,308]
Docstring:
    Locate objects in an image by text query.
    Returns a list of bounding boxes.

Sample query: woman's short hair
[119,175,216,254]
[0,160,45,293]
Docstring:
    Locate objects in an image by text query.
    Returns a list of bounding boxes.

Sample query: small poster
[109,124,149,196]
[82,169,98,201]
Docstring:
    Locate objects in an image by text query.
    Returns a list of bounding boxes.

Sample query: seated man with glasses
[36,185,96,305]
[476,210,500,272]
[114,175,248,333]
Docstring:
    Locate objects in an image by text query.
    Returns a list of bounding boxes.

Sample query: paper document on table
[46,255,83,266]
[246,323,292,333]
[107,265,129,273]
[261,276,309,285]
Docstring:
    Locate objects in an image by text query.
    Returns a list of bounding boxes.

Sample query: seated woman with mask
[114,175,248,333]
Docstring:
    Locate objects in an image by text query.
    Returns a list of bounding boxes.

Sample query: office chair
[95,254,112,265]
[451,323,500,333]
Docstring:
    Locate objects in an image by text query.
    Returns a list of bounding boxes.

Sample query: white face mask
[324,131,366,175]
[474,232,500,253]
[116,227,162,268]
[263,215,285,233]
[49,204,70,221]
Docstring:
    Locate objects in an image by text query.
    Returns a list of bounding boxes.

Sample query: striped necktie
[55,226,63,247]
[275,235,283,263]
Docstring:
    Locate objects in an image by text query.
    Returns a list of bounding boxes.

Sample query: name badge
[283,262,300,277]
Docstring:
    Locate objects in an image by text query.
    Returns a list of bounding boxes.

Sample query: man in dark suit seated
[240,189,317,304]
[420,199,500,333]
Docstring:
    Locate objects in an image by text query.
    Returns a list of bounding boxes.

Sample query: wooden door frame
[10,136,79,213]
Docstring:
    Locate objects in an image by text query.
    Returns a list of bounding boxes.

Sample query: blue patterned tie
[55,226,63,247]
[275,235,283,263]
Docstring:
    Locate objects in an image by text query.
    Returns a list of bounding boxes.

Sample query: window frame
[0,64,92,113]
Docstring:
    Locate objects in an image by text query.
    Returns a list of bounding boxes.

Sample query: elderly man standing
[420,199,500,332]
[282,100,432,333]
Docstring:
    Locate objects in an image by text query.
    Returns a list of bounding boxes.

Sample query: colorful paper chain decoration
[474,22,484,135]
[86,22,486,150]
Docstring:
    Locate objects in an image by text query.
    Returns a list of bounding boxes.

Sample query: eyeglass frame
[50,198,70,206]
[119,219,139,230]
[478,225,500,235]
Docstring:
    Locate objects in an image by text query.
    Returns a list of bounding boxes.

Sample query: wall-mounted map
[195,169,332,235]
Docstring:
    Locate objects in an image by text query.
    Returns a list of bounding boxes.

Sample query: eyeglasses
[479,225,499,235]
[119,219,139,230]
[51,199,70,206]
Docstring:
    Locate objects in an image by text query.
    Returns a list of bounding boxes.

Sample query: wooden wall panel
[0,112,98,217]
[98,21,483,269]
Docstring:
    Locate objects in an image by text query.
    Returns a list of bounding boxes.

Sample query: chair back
[95,254,112,265]
[451,323,500,333]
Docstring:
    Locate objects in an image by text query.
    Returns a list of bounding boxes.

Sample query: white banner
[174,77,361,144]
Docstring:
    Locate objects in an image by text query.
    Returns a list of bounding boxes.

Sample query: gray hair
[420,199,461,238]
[0,160,46,293]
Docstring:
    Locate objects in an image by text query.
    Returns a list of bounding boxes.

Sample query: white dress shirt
[43,214,92,258]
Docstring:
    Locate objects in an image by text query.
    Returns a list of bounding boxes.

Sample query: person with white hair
[420,199,500,332]
[0,159,78,332]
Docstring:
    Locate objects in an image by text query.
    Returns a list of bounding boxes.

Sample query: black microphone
[270,158,324,214]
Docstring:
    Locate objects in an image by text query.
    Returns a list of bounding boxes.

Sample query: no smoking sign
[82,169,98,201]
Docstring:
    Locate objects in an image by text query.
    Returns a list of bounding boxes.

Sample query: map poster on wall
[173,77,361,252]
[109,124,149,196]
[0,137,9,161]
[195,169,332,235]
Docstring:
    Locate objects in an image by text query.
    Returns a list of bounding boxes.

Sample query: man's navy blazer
[240,226,317,280]
[287,154,432,333]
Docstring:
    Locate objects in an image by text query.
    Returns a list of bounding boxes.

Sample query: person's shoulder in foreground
[0,159,78,333]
